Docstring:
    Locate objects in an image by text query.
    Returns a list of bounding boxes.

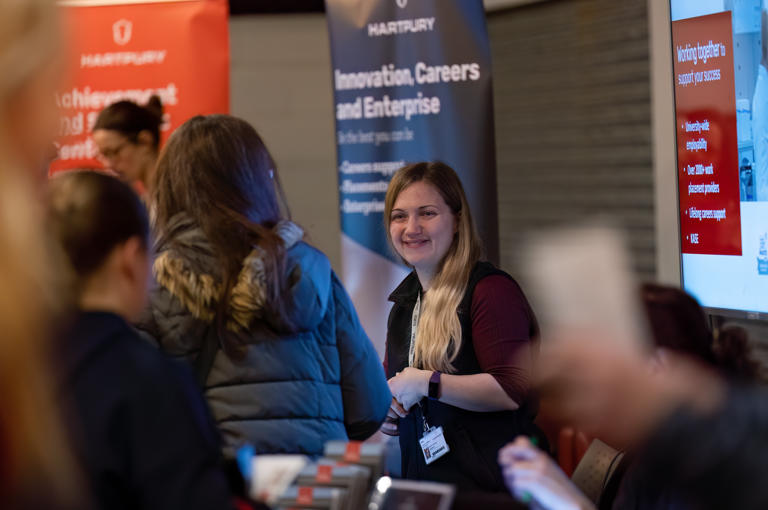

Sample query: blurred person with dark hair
[0,0,83,507]
[49,171,233,510]
[138,114,390,458]
[639,283,762,384]
[92,96,163,195]
[499,284,765,510]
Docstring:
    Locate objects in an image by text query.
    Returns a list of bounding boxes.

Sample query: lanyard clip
[418,401,431,434]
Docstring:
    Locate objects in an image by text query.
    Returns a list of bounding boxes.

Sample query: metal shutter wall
[488,0,655,280]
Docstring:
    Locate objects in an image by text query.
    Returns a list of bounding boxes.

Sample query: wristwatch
[428,370,441,400]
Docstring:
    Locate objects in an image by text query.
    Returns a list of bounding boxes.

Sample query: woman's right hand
[380,398,407,436]
[498,436,596,510]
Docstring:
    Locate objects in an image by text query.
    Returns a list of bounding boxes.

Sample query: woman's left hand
[388,367,431,410]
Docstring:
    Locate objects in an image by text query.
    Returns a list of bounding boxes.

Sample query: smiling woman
[388,180,457,285]
[382,161,546,493]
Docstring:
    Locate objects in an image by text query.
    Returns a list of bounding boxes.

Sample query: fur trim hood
[152,214,310,332]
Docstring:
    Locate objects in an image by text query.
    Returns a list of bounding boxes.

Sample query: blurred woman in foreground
[0,0,80,506]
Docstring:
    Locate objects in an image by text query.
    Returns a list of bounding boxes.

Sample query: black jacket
[60,311,233,510]
[386,262,545,492]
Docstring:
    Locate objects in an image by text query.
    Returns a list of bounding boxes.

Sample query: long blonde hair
[385,162,483,373]
[0,0,81,505]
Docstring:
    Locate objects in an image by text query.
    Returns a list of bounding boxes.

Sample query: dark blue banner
[325,0,498,353]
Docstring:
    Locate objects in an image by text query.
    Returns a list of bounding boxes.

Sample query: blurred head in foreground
[641,283,761,383]
[536,283,744,449]
[0,0,81,506]
[48,171,151,321]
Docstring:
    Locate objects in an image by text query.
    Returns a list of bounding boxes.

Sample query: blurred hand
[380,398,406,436]
[388,367,430,411]
[498,436,596,510]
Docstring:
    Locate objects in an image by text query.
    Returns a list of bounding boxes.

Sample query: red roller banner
[52,0,229,173]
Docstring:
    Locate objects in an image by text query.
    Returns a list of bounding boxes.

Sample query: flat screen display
[368,478,454,510]
[671,0,768,318]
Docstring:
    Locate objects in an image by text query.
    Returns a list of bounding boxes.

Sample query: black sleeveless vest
[386,261,545,492]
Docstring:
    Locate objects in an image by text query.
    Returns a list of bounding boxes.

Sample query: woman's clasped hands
[381,367,431,436]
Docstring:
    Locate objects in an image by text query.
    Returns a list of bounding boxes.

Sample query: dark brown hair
[641,283,761,382]
[153,115,295,351]
[48,170,149,282]
[641,283,718,365]
[93,96,163,150]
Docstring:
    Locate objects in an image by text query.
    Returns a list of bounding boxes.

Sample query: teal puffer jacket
[137,222,390,458]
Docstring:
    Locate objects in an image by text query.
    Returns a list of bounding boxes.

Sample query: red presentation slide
[673,11,742,255]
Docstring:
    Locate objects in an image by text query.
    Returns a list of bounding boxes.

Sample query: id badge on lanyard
[418,404,450,464]
[410,294,450,465]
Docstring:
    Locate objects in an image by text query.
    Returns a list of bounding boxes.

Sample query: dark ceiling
[229,0,325,14]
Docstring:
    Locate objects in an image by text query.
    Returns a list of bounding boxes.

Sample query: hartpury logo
[396,0,407,8]
[112,19,132,46]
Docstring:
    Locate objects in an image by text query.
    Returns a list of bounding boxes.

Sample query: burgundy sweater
[384,274,534,404]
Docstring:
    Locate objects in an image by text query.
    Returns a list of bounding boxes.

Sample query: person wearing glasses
[92,96,163,196]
